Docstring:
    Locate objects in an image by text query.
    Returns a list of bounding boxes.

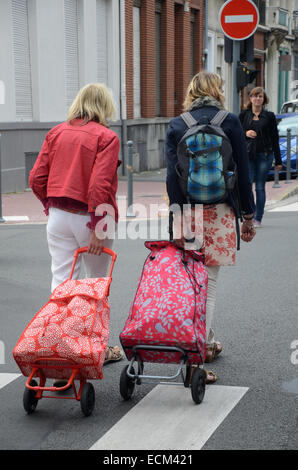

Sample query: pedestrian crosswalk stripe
[269,202,298,212]
[3,216,30,222]
[0,373,21,390]
[89,384,248,451]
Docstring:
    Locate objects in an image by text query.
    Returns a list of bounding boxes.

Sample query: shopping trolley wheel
[80,382,95,417]
[23,379,39,414]
[120,365,135,400]
[191,368,206,404]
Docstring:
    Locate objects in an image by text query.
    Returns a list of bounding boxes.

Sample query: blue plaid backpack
[176,110,238,205]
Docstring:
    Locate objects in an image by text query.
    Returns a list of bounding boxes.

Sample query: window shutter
[96,0,108,84]
[64,0,80,109]
[12,0,33,121]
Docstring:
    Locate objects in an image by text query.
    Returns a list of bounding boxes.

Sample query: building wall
[0,0,121,193]
[125,0,204,119]
[0,0,205,192]
[28,0,66,122]
[206,1,229,107]
[3,0,298,193]
[161,0,175,117]
[124,0,204,172]
[265,0,294,113]
[208,1,295,114]
[0,0,17,122]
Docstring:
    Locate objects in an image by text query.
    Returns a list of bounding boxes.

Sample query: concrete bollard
[272,166,281,188]
[285,128,292,184]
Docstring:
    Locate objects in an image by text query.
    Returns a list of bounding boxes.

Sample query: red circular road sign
[219,0,259,41]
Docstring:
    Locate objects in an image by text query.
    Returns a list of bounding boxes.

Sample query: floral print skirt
[172,203,236,266]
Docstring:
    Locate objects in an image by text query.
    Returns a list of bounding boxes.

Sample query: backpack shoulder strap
[180,112,197,128]
[210,110,229,127]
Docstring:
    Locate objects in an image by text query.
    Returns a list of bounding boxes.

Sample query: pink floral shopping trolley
[13,246,117,417]
[120,238,208,405]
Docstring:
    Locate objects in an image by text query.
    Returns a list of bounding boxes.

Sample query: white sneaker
[254,220,262,228]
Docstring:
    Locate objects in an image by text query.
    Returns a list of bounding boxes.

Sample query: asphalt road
[0,207,297,450]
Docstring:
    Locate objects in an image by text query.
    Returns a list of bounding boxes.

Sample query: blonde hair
[67,83,116,126]
[183,71,225,111]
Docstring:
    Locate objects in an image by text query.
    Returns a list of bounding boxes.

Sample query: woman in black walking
[239,87,283,227]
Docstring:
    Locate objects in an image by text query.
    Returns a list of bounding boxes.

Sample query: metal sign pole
[126,141,136,218]
[0,133,5,223]
[220,1,259,115]
[232,41,240,115]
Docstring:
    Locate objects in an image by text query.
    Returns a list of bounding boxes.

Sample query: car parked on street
[280,99,298,114]
[267,113,298,179]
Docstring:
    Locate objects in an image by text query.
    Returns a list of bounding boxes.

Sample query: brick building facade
[124,0,204,172]
[125,0,204,120]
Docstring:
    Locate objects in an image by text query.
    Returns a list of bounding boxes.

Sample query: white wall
[266,39,279,113]
[78,0,97,86]
[0,0,16,121]
[29,0,66,121]
[106,0,120,120]
[207,0,230,109]
[0,0,121,123]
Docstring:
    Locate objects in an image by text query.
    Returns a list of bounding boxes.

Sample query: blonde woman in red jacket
[30,83,123,380]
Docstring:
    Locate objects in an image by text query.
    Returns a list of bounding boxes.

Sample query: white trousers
[47,208,114,292]
[205,265,220,346]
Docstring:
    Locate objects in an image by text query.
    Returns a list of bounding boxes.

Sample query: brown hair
[245,87,269,109]
[183,71,225,111]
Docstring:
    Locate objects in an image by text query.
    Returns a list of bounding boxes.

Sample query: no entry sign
[219,0,259,41]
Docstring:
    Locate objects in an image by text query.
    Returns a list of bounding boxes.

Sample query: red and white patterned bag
[13,247,116,380]
[120,241,208,365]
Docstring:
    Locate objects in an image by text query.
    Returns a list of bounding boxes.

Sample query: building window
[292,53,298,100]
[216,43,224,78]
[12,0,33,121]
[64,0,80,110]
[252,0,266,26]
[207,32,215,73]
[294,53,298,81]
[96,0,108,85]
[155,1,162,117]
[133,3,141,118]
[279,9,289,27]
[294,11,298,34]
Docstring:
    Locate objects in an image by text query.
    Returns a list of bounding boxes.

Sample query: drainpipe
[203,0,208,69]
[119,0,127,175]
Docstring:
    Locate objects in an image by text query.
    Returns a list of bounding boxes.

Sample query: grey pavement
[0,201,298,450]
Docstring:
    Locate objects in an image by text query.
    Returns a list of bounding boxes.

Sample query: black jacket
[239,108,282,165]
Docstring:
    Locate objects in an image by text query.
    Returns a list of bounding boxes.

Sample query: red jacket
[29,119,121,221]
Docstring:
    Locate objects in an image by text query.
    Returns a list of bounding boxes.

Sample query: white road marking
[3,216,30,222]
[0,373,21,390]
[268,202,298,212]
[225,15,254,23]
[90,384,248,451]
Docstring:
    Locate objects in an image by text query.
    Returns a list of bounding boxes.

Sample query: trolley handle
[69,246,117,280]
